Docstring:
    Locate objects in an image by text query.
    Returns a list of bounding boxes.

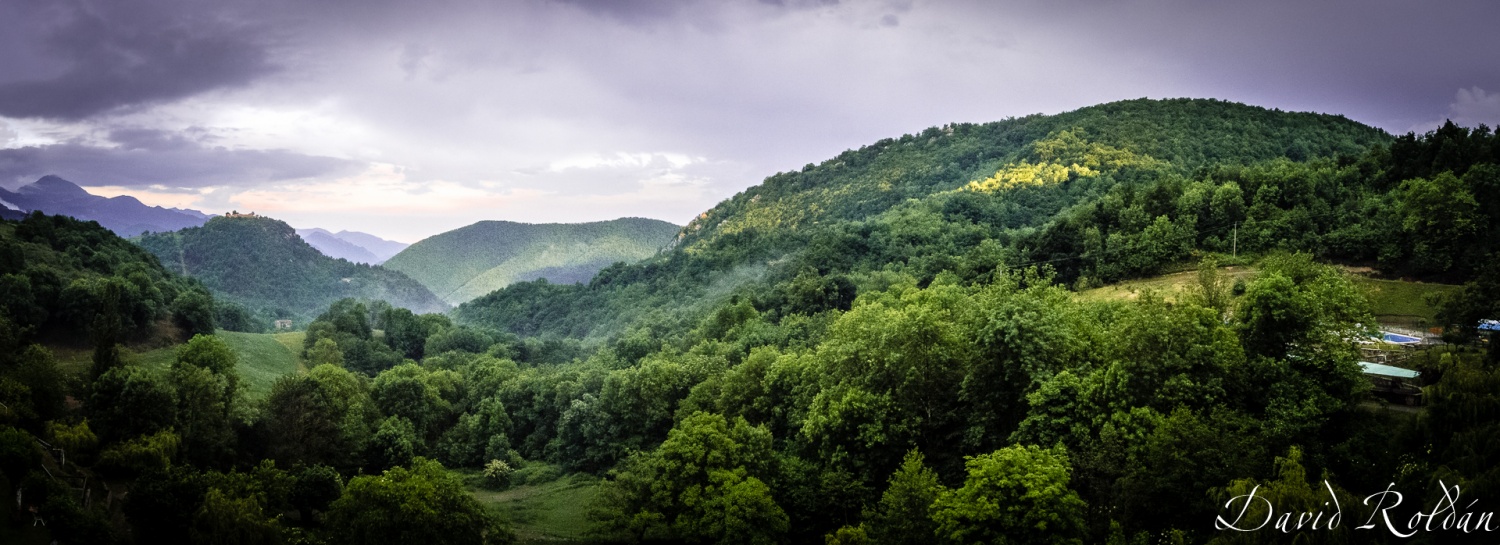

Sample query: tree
[802,278,978,479]
[262,365,375,470]
[594,412,785,545]
[0,425,40,483]
[1236,254,1371,361]
[436,396,511,468]
[1192,255,1232,315]
[365,416,418,471]
[89,366,176,443]
[930,445,1087,545]
[426,326,494,356]
[172,289,216,338]
[178,334,240,401]
[1119,408,1266,535]
[3,345,67,427]
[307,337,346,368]
[46,419,98,466]
[866,449,941,545]
[96,429,181,477]
[324,457,508,545]
[1207,447,1359,545]
[190,487,281,545]
[1395,171,1483,275]
[1437,258,1500,363]
[371,363,450,439]
[292,464,344,521]
[382,307,429,360]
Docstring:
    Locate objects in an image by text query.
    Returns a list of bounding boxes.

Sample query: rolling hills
[382,217,679,305]
[136,215,448,323]
[455,98,1405,339]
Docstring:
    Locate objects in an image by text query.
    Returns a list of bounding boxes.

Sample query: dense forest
[382,218,680,305]
[3,99,1500,545]
[136,216,448,329]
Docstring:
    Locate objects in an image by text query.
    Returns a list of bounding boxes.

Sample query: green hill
[673,98,1385,254]
[123,331,301,399]
[456,98,1404,339]
[382,217,679,305]
[136,215,448,324]
[0,212,215,348]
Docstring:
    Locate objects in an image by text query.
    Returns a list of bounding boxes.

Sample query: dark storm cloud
[0,140,360,189]
[0,0,275,120]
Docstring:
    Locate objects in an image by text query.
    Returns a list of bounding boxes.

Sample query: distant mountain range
[296,228,409,265]
[382,218,680,305]
[0,175,208,235]
[1,175,408,265]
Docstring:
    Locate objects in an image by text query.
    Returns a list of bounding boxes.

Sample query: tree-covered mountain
[455,98,1398,339]
[382,217,679,305]
[136,215,447,324]
[0,175,209,236]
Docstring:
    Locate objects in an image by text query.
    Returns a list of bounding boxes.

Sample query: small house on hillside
[1360,361,1422,406]
[225,210,260,218]
[274,319,293,330]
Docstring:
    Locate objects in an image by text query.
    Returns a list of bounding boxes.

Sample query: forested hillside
[383,218,679,305]
[456,99,1398,339]
[0,212,217,349]
[136,216,447,327]
[1,216,505,545]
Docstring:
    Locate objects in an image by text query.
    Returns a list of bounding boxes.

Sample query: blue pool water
[1382,332,1421,343]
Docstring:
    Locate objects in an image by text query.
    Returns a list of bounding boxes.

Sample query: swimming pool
[1381,332,1421,344]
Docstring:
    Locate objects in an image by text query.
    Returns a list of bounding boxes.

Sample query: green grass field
[466,465,605,544]
[1076,263,1461,328]
[1351,277,1462,322]
[273,331,309,372]
[218,331,302,397]
[1074,265,1258,304]
[90,331,304,399]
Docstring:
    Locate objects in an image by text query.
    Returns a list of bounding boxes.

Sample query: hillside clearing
[1073,265,1258,304]
[51,331,303,399]
[466,467,605,545]
[1075,264,1462,328]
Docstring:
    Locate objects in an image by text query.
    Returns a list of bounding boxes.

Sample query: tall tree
[931,445,1088,545]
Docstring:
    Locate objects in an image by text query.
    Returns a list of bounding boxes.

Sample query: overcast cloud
[1,0,1496,241]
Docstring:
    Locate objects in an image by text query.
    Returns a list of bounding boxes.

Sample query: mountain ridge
[454,97,1400,338]
[382,217,680,305]
[137,215,448,323]
[0,175,209,236]
[294,227,408,265]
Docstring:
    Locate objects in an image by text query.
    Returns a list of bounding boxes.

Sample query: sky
[1,0,1497,242]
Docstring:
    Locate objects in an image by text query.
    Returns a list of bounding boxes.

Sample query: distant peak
[21,175,91,197]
